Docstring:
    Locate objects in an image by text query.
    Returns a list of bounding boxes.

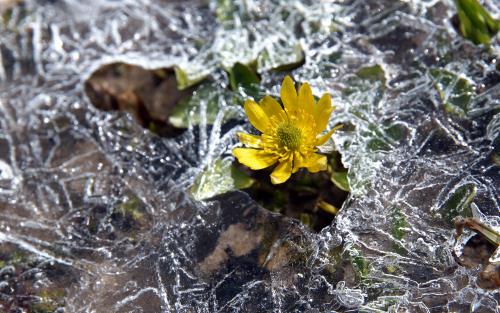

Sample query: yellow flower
[233,76,340,184]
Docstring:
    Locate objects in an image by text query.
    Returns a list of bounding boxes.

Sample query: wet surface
[0,0,500,312]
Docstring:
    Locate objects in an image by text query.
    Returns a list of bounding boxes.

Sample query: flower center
[276,123,302,150]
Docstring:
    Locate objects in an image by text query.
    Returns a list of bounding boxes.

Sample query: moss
[391,207,408,241]
[353,254,370,278]
[360,296,401,312]
[30,289,65,313]
[11,250,27,265]
[116,197,144,222]
[390,207,409,255]
[385,264,398,274]
[347,247,371,280]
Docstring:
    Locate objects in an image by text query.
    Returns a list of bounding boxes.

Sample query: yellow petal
[303,153,327,173]
[314,94,333,132]
[298,82,314,114]
[280,76,298,115]
[316,124,342,146]
[260,95,286,123]
[270,158,293,184]
[244,99,270,134]
[292,151,303,173]
[233,148,278,170]
[237,132,261,148]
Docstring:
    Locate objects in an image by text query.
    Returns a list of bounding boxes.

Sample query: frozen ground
[0,0,499,312]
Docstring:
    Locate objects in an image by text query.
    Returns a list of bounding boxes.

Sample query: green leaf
[454,0,500,45]
[366,138,392,152]
[330,170,350,192]
[231,164,255,190]
[473,221,500,246]
[346,247,370,279]
[190,159,255,201]
[344,65,386,107]
[456,218,500,255]
[257,41,304,72]
[116,197,144,222]
[317,200,339,215]
[493,153,500,166]
[440,183,477,226]
[391,207,409,241]
[491,246,500,264]
[219,28,258,70]
[215,0,236,23]
[299,213,312,228]
[390,207,409,255]
[430,68,475,117]
[384,123,406,142]
[356,64,386,84]
[229,62,260,91]
[168,84,226,129]
[174,65,210,90]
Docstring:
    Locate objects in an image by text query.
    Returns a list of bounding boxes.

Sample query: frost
[1,0,500,312]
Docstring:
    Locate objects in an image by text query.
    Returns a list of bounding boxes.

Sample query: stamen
[276,123,302,150]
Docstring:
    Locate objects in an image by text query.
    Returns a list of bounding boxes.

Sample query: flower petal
[316,124,342,146]
[260,95,286,123]
[298,82,314,114]
[292,151,303,173]
[303,153,327,173]
[314,93,333,132]
[281,76,298,115]
[270,158,293,184]
[233,148,278,170]
[244,99,270,134]
[237,132,262,148]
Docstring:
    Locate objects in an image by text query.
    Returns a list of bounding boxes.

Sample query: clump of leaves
[191,154,350,232]
[453,0,500,45]
[240,166,349,232]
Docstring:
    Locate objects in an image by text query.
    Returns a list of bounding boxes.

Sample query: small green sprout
[453,0,500,45]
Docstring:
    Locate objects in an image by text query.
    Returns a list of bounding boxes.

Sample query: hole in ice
[84,62,197,137]
[235,150,350,233]
[455,234,500,290]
